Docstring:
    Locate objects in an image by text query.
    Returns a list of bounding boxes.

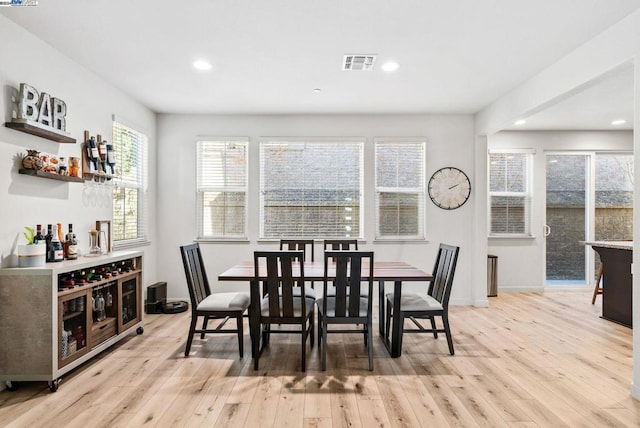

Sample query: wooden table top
[218,260,432,282]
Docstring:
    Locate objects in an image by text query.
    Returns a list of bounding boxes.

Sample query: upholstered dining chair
[323,239,358,251]
[385,243,460,355]
[317,250,374,371]
[180,243,250,358]
[254,250,315,371]
[280,239,316,298]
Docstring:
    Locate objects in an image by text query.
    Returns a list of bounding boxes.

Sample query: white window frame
[259,138,364,239]
[196,139,249,241]
[488,148,534,237]
[112,117,149,248]
[374,138,426,240]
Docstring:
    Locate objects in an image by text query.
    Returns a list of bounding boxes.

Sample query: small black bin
[487,255,498,297]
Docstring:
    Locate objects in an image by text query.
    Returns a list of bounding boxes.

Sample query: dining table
[217,259,432,358]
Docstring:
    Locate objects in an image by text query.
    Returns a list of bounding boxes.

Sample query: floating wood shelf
[5,121,76,144]
[18,168,83,183]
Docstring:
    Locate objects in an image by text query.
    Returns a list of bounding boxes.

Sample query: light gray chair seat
[198,292,250,312]
[385,292,443,311]
[316,296,369,317]
[260,295,315,317]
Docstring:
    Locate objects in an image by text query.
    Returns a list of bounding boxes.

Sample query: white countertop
[582,241,633,251]
[0,250,143,276]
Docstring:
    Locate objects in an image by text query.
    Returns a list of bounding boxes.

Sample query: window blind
[260,139,363,239]
[112,121,148,244]
[197,140,248,239]
[489,151,532,236]
[375,140,425,239]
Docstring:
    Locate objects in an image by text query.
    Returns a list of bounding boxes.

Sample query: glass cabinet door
[119,274,141,331]
[59,291,89,367]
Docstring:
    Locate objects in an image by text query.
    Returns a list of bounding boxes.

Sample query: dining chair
[254,250,315,371]
[323,239,358,251]
[180,243,250,358]
[317,250,374,371]
[280,239,315,261]
[280,239,316,298]
[385,243,460,355]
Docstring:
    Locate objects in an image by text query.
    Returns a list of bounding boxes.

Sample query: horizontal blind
[197,140,248,238]
[260,140,363,238]
[489,152,531,235]
[112,121,148,243]
[375,141,425,239]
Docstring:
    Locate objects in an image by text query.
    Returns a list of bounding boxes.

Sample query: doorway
[545,152,634,286]
[545,153,590,285]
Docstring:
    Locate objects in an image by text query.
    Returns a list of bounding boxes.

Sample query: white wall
[156,113,482,306]
[488,131,633,292]
[0,15,157,282]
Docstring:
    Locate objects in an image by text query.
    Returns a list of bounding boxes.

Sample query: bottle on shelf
[87,136,100,172]
[49,224,64,262]
[45,224,53,262]
[106,144,116,175]
[34,224,44,244]
[64,224,78,260]
[98,139,108,173]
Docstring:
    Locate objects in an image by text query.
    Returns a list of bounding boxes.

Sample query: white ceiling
[2,0,639,124]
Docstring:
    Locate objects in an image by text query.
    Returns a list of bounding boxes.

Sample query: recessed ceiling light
[192,60,212,71]
[381,61,400,72]
[313,88,321,93]
[514,119,527,126]
[611,119,626,126]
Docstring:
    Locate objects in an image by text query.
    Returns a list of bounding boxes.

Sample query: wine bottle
[34,224,44,244]
[65,224,78,260]
[45,224,53,262]
[98,139,108,173]
[87,136,99,172]
[49,224,64,262]
[106,144,116,175]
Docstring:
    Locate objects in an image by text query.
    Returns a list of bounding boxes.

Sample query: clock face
[428,167,471,210]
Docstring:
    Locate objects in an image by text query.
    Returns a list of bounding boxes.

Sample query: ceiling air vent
[342,54,377,71]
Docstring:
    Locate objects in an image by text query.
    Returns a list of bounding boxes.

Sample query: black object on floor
[163,301,188,314]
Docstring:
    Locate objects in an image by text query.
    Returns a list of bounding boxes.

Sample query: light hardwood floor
[1,291,639,427]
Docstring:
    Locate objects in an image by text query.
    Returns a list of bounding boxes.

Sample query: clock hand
[448,183,459,190]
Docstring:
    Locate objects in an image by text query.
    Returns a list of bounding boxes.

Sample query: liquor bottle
[34,224,44,244]
[65,224,78,260]
[98,140,108,173]
[106,144,116,175]
[45,224,53,262]
[49,224,64,262]
[87,136,99,172]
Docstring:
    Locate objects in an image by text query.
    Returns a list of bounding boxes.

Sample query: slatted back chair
[323,239,358,251]
[385,243,459,355]
[280,239,317,298]
[318,251,375,371]
[180,243,250,357]
[253,250,315,371]
[279,239,315,261]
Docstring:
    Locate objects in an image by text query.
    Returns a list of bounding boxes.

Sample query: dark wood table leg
[249,280,260,358]
[390,280,403,357]
[378,280,385,337]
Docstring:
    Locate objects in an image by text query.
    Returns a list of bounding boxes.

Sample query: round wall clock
[428,167,471,210]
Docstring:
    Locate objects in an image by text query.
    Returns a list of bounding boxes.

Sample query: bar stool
[591,263,603,304]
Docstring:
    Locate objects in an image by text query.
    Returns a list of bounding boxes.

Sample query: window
[260,139,363,238]
[489,150,532,236]
[112,119,148,245]
[197,140,248,239]
[375,140,426,239]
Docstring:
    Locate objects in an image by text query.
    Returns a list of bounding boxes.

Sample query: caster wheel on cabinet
[136,326,144,335]
[48,379,59,392]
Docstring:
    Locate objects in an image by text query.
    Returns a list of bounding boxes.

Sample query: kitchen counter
[583,241,633,328]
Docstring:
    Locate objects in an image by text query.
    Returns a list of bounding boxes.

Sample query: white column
[473,135,489,307]
[632,57,640,400]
